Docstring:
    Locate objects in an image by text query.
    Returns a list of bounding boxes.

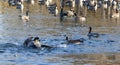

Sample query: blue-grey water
[0,1,120,65]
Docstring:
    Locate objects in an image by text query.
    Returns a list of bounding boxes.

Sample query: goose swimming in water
[33,37,53,49]
[33,37,41,48]
[23,36,33,47]
[65,36,84,44]
[87,27,99,39]
[23,37,53,49]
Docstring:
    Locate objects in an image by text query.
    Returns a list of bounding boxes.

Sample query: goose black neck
[89,27,92,34]
[116,9,118,13]
[60,8,63,13]
[26,11,29,16]
[66,36,68,41]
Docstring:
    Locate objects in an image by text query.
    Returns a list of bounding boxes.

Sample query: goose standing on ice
[54,6,58,16]
[45,0,53,7]
[19,2,24,13]
[21,10,30,22]
[111,9,119,22]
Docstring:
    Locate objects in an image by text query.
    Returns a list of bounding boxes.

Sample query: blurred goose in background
[17,1,24,13]
[31,0,35,6]
[111,9,119,20]
[54,6,58,16]
[87,27,99,39]
[60,8,76,22]
[21,10,30,22]
[38,0,45,5]
[60,8,76,17]
[45,0,53,7]
[66,9,76,17]
[47,3,58,16]
[79,16,86,22]
[8,0,16,6]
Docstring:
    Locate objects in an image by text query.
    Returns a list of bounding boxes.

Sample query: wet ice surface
[0,6,120,65]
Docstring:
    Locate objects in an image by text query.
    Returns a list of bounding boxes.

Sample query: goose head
[33,37,41,48]
[65,36,69,41]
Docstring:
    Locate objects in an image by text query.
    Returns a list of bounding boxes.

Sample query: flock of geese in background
[8,0,120,23]
[6,0,119,49]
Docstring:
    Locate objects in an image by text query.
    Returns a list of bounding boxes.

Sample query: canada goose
[33,37,53,49]
[80,0,83,8]
[33,37,41,48]
[103,1,108,9]
[65,36,84,44]
[47,3,58,16]
[61,9,76,17]
[8,0,16,6]
[79,16,86,22]
[66,9,76,17]
[111,9,119,19]
[78,16,86,26]
[16,1,24,13]
[23,37,41,49]
[23,37,53,49]
[23,36,33,47]
[72,0,75,8]
[45,0,52,7]
[21,10,30,22]
[31,0,35,6]
[87,27,99,39]
[94,2,98,13]
[112,0,117,9]
[54,6,58,16]
[18,2,24,13]
[90,0,95,6]
[60,8,76,22]
[38,0,45,5]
